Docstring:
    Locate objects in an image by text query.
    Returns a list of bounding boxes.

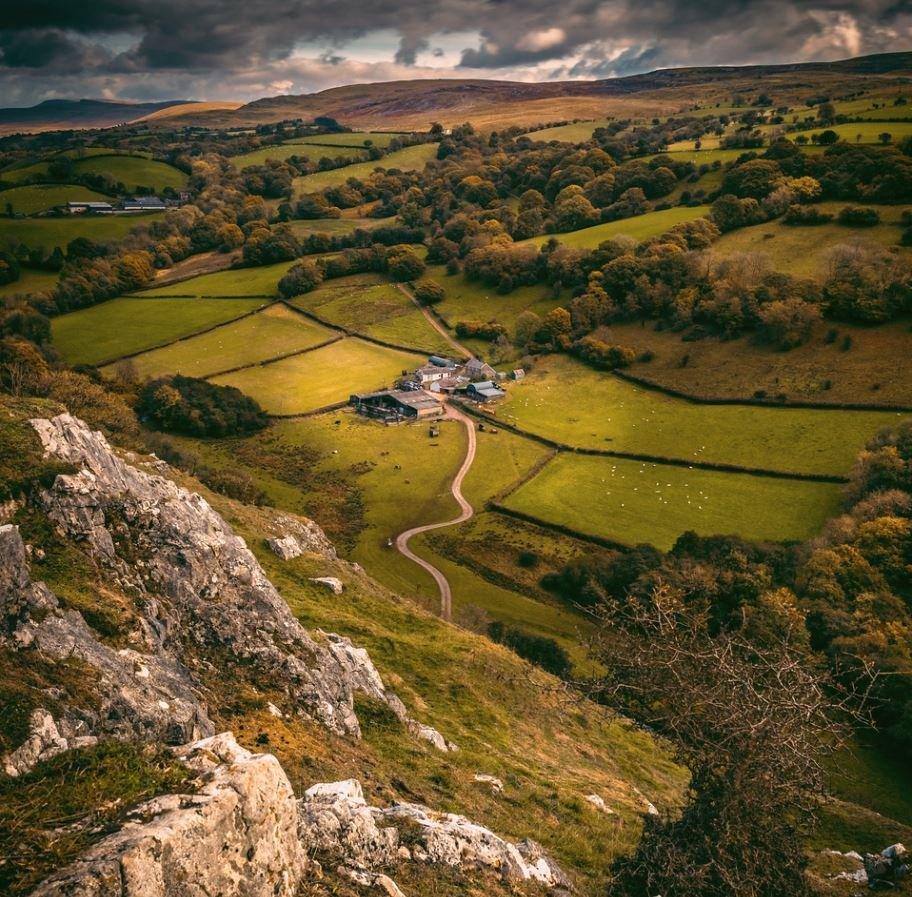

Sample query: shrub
[757,298,821,349]
[571,336,637,370]
[413,279,445,306]
[782,205,833,226]
[386,245,425,282]
[454,320,507,341]
[837,206,881,227]
[487,622,571,678]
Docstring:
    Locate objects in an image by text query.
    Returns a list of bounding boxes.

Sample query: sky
[2,0,911,107]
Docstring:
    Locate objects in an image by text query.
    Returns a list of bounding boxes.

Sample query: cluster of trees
[136,375,269,438]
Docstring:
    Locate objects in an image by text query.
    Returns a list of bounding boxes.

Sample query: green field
[293,143,438,195]
[610,318,912,407]
[211,337,423,414]
[52,297,266,366]
[136,260,297,297]
[502,453,843,550]
[711,203,906,277]
[285,217,387,237]
[433,273,562,356]
[0,214,163,251]
[290,132,413,148]
[500,355,902,476]
[788,121,912,144]
[289,273,452,353]
[107,304,334,378]
[527,119,614,143]
[0,268,58,298]
[230,143,368,169]
[71,155,187,192]
[520,205,711,250]
[0,161,51,183]
[0,184,111,216]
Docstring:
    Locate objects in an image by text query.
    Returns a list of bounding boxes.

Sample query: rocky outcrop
[298,779,570,890]
[1,414,451,775]
[310,576,344,594]
[3,709,96,778]
[30,733,304,897]
[267,513,336,560]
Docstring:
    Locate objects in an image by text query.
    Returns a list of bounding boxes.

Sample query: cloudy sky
[2,0,911,107]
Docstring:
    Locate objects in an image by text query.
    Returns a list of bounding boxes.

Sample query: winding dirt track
[395,283,470,359]
[394,404,476,621]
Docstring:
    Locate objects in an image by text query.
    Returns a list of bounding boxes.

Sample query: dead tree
[589,587,874,897]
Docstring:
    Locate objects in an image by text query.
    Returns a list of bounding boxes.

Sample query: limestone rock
[584,794,614,814]
[3,710,69,777]
[310,576,344,595]
[269,535,303,560]
[0,414,450,772]
[30,732,305,897]
[474,774,504,794]
[298,779,569,889]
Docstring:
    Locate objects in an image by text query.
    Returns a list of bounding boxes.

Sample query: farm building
[466,380,506,402]
[413,364,449,385]
[66,201,114,214]
[123,196,167,212]
[350,389,445,422]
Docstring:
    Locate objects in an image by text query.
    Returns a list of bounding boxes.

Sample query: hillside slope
[172,51,912,131]
[0,398,684,896]
[0,99,191,136]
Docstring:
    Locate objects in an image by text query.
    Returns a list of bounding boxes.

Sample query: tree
[386,245,425,282]
[592,588,865,897]
[757,297,821,349]
[879,132,893,145]
[816,101,836,124]
[412,279,445,305]
[513,310,543,348]
[277,259,323,298]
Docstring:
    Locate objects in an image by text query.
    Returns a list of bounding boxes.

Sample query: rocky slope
[0,405,683,896]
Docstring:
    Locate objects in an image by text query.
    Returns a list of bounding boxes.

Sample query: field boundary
[454,401,850,483]
[280,299,443,358]
[488,449,560,505]
[488,502,632,551]
[270,400,349,420]
[89,300,275,368]
[613,368,912,414]
[202,335,344,379]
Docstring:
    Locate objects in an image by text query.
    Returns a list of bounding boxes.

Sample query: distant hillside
[0,99,191,135]
[176,51,912,131]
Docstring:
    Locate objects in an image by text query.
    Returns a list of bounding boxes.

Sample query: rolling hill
[0,98,192,135]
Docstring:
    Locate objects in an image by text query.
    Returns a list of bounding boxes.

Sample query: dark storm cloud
[1,0,912,104]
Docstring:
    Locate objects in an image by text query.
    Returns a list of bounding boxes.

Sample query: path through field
[394,403,476,620]
[396,283,471,359]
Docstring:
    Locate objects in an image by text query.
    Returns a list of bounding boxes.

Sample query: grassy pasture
[293,143,438,195]
[289,132,413,148]
[289,273,452,353]
[502,453,843,550]
[433,273,562,356]
[520,205,711,250]
[605,319,912,408]
[0,214,163,251]
[70,155,186,192]
[230,143,367,169]
[787,121,912,144]
[285,217,385,238]
[52,297,266,366]
[0,268,58,298]
[106,304,333,379]
[211,337,423,414]
[500,355,902,476]
[0,184,111,216]
[527,119,614,143]
[0,161,50,183]
[136,260,297,297]
[711,204,906,278]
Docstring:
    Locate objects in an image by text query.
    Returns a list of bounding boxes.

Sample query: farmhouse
[350,389,445,422]
[464,358,497,381]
